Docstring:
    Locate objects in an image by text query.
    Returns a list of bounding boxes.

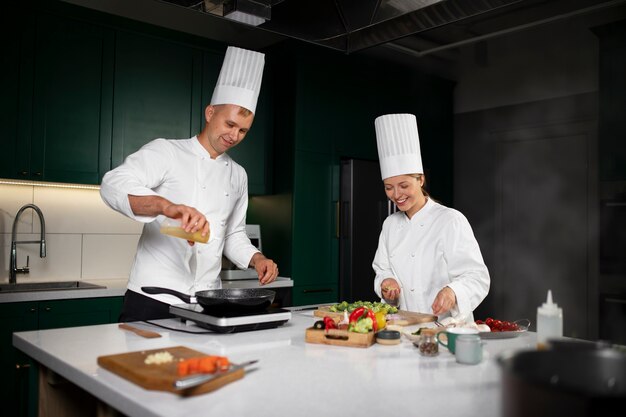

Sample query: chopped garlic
[144,351,174,365]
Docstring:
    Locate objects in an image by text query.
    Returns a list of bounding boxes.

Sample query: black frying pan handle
[142,286,192,304]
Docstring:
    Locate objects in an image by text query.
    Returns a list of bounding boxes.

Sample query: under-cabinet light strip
[0,178,100,190]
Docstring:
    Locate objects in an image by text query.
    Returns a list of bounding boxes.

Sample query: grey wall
[451,9,626,339]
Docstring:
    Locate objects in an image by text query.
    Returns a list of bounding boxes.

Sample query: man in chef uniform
[372,114,490,322]
[100,46,278,321]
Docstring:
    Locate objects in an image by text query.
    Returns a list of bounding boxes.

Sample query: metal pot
[497,344,626,417]
[142,286,275,314]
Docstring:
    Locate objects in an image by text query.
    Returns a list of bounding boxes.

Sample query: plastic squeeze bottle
[536,289,563,350]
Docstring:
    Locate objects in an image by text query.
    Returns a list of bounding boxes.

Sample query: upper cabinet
[1,2,273,192]
[2,13,114,184]
[111,31,203,168]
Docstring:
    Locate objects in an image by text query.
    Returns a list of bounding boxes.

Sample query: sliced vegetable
[177,355,230,377]
[313,320,325,330]
[328,300,398,314]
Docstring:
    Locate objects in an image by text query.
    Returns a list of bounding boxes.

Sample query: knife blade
[173,359,258,390]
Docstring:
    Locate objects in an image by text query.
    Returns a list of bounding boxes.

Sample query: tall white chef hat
[210,46,265,114]
[374,113,423,180]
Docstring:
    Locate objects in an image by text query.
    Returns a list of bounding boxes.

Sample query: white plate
[478,319,530,339]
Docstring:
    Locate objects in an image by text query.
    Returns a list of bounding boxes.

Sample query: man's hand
[431,286,457,316]
[250,253,278,285]
[128,195,209,246]
[162,203,209,247]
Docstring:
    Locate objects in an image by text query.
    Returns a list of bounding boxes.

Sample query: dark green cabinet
[0,296,123,417]
[111,30,203,167]
[253,42,454,307]
[225,59,274,196]
[10,13,114,184]
[291,151,339,305]
[2,2,272,192]
[0,7,21,181]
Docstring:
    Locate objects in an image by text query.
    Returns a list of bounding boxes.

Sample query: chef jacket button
[224,191,229,196]
[202,186,206,190]
[390,254,394,258]
[411,253,415,257]
[225,161,229,166]
[220,220,226,226]
[410,288,415,292]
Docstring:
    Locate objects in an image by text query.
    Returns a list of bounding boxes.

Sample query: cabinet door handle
[44,307,51,311]
[20,171,28,176]
[16,363,31,370]
[34,172,42,177]
[302,288,333,293]
[29,308,36,313]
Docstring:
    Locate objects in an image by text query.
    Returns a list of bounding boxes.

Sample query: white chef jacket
[100,137,259,305]
[373,198,490,321]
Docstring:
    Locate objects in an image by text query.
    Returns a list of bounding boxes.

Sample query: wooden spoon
[118,323,162,339]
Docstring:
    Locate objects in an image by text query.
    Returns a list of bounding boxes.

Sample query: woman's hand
[381,278,401,305]
[431,286,457,316]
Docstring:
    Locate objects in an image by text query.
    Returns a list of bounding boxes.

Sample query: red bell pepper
[366,309,378,332]
[348,307,377,332]
[323,316,337,330]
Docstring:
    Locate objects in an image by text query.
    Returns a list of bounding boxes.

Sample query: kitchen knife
[173,360,258,390]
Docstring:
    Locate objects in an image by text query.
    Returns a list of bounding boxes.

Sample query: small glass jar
[418,328,439,356]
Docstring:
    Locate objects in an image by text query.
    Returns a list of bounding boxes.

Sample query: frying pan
[142,286,275,314]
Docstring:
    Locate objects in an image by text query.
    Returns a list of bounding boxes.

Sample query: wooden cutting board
[314,306,437,326]
[305,328,375,348]
[97,346,244,396]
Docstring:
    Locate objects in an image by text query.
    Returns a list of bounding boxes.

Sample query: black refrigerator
[339,158,395,302]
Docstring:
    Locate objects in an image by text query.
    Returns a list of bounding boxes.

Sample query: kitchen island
[13,310,536,417]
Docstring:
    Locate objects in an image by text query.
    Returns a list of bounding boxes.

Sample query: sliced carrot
[177,360,190,376]
[215,356,230,371]
[177,355,230,376]
[198,357,217,373]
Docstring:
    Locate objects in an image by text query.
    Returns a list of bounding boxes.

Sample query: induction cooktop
[169,303,291,333]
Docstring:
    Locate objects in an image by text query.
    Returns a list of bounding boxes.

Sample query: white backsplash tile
[82,234,140,279]
[35,186,142,234]
[0,184,36,234]
[0,183,138,284]
[1,233,82,281]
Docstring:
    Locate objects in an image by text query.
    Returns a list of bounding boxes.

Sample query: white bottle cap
[538,290,561,316]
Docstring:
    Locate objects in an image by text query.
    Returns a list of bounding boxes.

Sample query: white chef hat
[375,113,423,180]
[210,46,265,114]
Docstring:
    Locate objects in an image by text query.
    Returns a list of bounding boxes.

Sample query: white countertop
[0,277,292,304]
[0,279,128,303]
[221,276,293,289]
[13,310,537,417]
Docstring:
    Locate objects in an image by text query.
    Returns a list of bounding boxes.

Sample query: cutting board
[97,346,244,396]
[314,306,437,326]
[305,328,375,348]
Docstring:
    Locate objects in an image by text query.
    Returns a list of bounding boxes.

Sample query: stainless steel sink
[0,281,106,293]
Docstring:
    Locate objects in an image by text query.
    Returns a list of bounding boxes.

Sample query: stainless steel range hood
[155,0,625,55]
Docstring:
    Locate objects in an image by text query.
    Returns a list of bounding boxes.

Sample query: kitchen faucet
[9,204,46,284]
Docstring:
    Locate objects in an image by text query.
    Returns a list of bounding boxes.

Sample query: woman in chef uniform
[100,46,278,321]
[372,114,490,321]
